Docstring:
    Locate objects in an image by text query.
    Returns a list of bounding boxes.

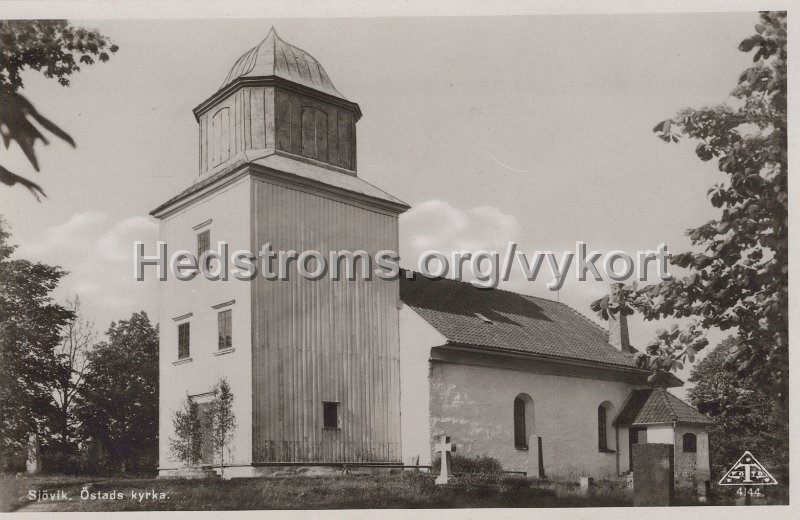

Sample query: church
[151,27,712,485]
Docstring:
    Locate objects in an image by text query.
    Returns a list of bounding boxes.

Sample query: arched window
[598,401,616,452]
[683,433,697,453]
[513,394,534,449]
[211,107,230,166]
[300,106,328,161]
[598,406,608,450]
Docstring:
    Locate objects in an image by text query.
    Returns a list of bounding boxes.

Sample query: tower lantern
[193,27,361,177]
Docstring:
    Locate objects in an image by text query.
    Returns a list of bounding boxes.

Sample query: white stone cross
[435,435,456,485]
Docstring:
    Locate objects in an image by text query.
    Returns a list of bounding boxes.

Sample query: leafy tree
[169,396,205,467]
[207,378,236,478]
[75,312,158,473]
[0,218,73,469]
[687,337,788,475]
[0,20,118,198]
[52,296,96,455]
[591,13,787,409]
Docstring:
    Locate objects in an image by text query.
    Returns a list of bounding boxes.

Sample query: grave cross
[435,435,456,485]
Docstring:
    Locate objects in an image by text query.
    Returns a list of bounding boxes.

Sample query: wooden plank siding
[275,88,356,172]
[198,87,277,176]
[198,86,357,177]
[250,177,402,463]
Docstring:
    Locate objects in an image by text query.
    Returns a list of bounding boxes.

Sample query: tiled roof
[150,151,408,216]
[613,388,714,425]
[220,27,345,99]
[399,271,643,369]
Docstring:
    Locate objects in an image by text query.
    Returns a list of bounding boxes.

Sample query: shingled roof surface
[399,271,641,368]
[613,388,714,425]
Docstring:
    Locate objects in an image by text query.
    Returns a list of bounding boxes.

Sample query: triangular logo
[718,451,778,486]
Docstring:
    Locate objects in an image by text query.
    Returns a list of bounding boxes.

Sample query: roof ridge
[664,389,704,416]
[268,26,278,74]
[614,387,712,425]
[401,269,559,302]
[659,388,679,421]
[218,27,345,99]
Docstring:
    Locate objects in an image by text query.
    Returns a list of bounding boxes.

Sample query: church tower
[152,28,408,477]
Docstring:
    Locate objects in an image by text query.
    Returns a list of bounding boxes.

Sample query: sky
[2,13,759,394]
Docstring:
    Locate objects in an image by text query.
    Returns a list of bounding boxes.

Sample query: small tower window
[683,432,697,453]
[197,229,211,270]
[211,107,230,166]
[337,111,354,170]
[300,106,328,161]
[323,401,339,429]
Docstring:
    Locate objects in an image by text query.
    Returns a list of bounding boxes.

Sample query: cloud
[399,199,521,268]
[16,211,159,333]
[399,200,644,317]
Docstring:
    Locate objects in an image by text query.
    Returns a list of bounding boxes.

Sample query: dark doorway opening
[628,427,647,471]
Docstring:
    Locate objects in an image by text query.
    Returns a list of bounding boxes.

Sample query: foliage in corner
[0,218,73,469]
[0,20,119,199]
[590,12,787,405]
[687,336,788,474]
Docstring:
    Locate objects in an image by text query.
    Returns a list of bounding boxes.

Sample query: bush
[430,453,503,475]
[400,471,437,492]
[41,444,85,475]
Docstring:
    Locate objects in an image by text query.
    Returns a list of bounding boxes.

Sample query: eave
[430,343,681,387]
[192,76,363,122]
[150,154,409,220]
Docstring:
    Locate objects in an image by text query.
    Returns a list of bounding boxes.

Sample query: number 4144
[736,488,762,497]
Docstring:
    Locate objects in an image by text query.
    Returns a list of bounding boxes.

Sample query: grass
[1,472,635,511]
[8,470,785,511]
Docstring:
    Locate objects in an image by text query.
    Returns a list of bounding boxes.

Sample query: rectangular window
[217,310,232,349]
[323,401,339,429]
[197,229,210,269]
[178,322,190,359]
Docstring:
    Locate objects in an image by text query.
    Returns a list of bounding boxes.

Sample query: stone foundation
[159,466,220,479]
[160,464,402,479]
